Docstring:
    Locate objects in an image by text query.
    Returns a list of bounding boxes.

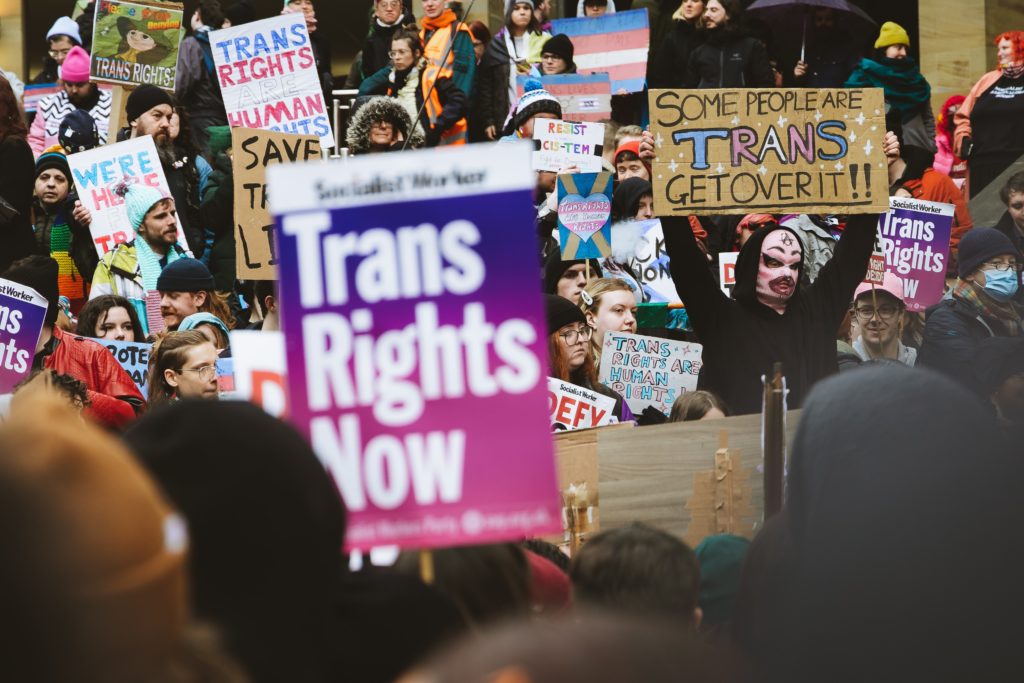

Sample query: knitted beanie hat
[874,21,910,49]
[957,227,1018,278]
[35,146,71,181]
[125,84,174,123]
[47,15,82,44]
[0,395,188,682]
[59,109,100,154]
[510,78,562,133]
[542,34,575,65]
[546,293,587,334]
[543,249,603,294]
[59,46,91,82]
[156,259,215,292]
[114,181,167,231]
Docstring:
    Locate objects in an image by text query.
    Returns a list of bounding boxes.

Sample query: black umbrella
[746,0,877,62]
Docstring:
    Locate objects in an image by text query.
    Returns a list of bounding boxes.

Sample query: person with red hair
[934,94,967,188]
[955,31,1024,198]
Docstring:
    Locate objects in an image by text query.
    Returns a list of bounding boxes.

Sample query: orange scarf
[422,8,457,32]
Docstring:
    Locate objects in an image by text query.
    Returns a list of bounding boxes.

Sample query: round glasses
[559,326,593,345]
[179,364,217,382]
[981,260,1019,273]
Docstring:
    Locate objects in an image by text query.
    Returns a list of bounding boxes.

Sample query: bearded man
[125,85,205,259]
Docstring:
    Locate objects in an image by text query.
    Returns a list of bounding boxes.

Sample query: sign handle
[763,362,786,519]
[419,549,435,585]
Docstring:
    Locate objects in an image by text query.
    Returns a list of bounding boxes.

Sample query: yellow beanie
[875,21,910,49]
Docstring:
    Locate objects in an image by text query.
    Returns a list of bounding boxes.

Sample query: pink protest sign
[268,143,560,551]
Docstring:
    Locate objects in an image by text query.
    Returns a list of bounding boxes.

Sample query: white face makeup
[755,230,802,313]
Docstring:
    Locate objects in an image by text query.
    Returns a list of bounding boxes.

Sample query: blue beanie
[156,258,215,292]
[958,228,1018,278]
[179,312,231,341]
[114,181,167,232]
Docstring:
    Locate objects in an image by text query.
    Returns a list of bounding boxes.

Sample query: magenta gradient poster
[268,144,560,551]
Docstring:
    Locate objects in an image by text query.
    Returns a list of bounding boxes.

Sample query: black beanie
[3,256,60,326]
[545,293,587,334]
[224,0,256,26]
[543,34,575,66]
[543,250,602,295]
[611,177,652,222]
[156,259,215,292]
[58,109,100,154]
[958,227,1019,278]
[126,85,174,123]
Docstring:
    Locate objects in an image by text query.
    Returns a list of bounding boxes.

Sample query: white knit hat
[46,16,82,45]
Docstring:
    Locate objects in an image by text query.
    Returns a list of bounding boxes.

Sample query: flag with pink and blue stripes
[550,9,650,95]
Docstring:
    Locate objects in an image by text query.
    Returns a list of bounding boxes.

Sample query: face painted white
[755,230,802,314]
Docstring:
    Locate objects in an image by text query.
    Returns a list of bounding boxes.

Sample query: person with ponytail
[955,31,1024,197]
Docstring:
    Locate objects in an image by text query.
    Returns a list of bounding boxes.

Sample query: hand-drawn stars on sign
[814,110,823,122]
[834,160,845,172]
[731,115,740,125]
[776,115,788,128]
[655,132,664,147]
[758,164,768,176]
[855,112,866,125]
[715,163,725,174]
[863,140,873,156]
[668,159,679,173]
[849,131,858,142]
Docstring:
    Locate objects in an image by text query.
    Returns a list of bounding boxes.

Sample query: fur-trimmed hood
[345,96,425,155]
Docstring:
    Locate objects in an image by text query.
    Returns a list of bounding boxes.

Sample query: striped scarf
[952,279,1022,337]
[48,208,87,311]
[135,236,182,292]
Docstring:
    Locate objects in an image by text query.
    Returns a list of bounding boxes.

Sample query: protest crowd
[1,0,1024,681]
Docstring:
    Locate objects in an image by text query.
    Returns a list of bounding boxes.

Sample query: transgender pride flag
[550,9,650,95]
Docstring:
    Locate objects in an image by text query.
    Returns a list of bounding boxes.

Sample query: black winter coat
[663,214,877,414]
[361,16,417,81]
[0,136,37,273]
[685,28,775,89]
[650,20,703,89]
[475,38,515,135]
[30,197,99,282]
[919,297,1024,395]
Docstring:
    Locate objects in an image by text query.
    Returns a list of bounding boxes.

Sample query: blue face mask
[982,268,1020,300]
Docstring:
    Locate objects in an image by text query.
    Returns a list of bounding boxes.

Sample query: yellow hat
[875,21,910,49]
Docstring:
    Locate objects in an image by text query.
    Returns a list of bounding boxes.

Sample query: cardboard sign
[558,172,612,260]
[100,338,151,396]
[719,251,738,297]
[649,88,889,215]
[68,135,188,257]
[548,378,616,431]
[877,197,954,311]
[516,73,612,122]
[90,0,184,89]
[598,332,702,416]
[626,219,681,303]
[230,329,288,417]
[268,142,560,551]
[232,128,321,280]
[211,14,334,150]
[0,279,48,394]
[550,10,650,95]
[533,119,605,173]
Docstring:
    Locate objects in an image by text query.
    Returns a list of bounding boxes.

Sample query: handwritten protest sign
[233,128,320,279]
[100,339,151,396]
[719,251,738,297]
[90,0,184,89]
[268,143,559,551]
[211,13,334,149]
[0,280,48,394]
[516,73,612,122]
[558,172,612,260]
[877,197,954,311]
[649,88,889,215]
[68,135,188,257]
[550,10,649,94]
[626,219,681,303]
[598,332,702,416]
[548,378,616,431]
[230,330,287,417]
[533,119,605,173]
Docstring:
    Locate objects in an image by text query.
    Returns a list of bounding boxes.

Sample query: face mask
[755,230,802,312]
[983,268,1020,300]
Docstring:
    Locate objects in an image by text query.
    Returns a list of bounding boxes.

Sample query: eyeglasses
[388,48,412,57]
[179,364,217,381]
[981,260,1019,272]
[558,325,593,345]
[48,48,72,59]
[853,304,900,322]
[541,53,562,60]
[377,0,401,8]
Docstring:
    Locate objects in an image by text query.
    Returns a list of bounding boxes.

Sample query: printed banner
[649,88,889,215]
[558,172,612,260]
[0,279,48,394]
[23,83,61,113]
[516,73,612,122]
[68,135,188,257]
[230,329,288,417]
[211,13,334,149]
[100,338,151,396]
[233,128,321,280]
[533,119,605,173]
[598,332,701,416]
[877,197,954,312]
[719,251,738,297]
[550,10,650,94]
[90,0,184,89]
[548,378,616,431]
[268,142,560,551]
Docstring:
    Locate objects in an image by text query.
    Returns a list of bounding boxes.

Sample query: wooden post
[419,549,435,585]
[763,362,786,519]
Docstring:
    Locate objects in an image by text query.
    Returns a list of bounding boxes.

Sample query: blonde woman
[578,278,638,366]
